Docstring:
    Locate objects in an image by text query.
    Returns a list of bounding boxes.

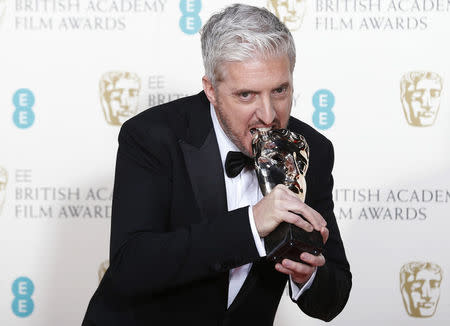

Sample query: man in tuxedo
[82,4,351,325]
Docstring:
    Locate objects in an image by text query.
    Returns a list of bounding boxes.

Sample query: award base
[264,222,323,264]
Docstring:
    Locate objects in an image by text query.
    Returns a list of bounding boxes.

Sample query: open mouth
[250,127,272,134]
[418,302,435,309]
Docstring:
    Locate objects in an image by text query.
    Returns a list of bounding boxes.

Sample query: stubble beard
[214,98,252,157]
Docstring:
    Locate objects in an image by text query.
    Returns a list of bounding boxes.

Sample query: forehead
[407,269,441,282]
[413,78,442,90]
[221,55,292,89]
[113,78,140,89]
[415,269,441,281]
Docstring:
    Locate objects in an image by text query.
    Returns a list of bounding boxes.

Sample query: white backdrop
[0,0,449,325]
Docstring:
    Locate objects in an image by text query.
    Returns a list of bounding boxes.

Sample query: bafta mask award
[252,128,323,263]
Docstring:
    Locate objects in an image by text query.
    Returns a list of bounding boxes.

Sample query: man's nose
[287,0,297,13]
[255,95,276,125]
[120,92,130,108]
[421,282,431,300]
[421,91,432,109]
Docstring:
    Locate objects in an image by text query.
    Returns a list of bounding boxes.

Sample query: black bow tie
[225,151,254,178]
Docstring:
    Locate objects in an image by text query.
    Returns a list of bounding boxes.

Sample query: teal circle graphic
[313,110,335,130]
[179,15,202,34]
[12,277,34,317]
[13,108,35,129]
[312,89,335,130]
[312,89,335,110]
[13,89,35,108]
[12,298,34,317]
[179,0,201,14]
[12,277,34,297]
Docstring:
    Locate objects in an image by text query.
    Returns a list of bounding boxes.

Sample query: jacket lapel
[178,91,228,221]
[179,130,228,221]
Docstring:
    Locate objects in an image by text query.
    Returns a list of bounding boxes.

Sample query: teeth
[257,127,271,131]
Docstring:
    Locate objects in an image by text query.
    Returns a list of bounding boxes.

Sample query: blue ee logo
[312,89,335,130]
[13,88,35,129]
[12,276,34,317]
[179,0,201,34]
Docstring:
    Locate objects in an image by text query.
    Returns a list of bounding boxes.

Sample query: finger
[280,199,326,231]
[282,211,314,232]
[299,203,326,231]
[275,263,293,276]
[281,259,314,276]
[300,205,327,229]
[320,226,329,244]
[300,253,326,267]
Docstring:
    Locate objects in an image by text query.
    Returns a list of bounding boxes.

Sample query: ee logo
[12,276,34,317]
[179,0,201,35]
[312,89,335,130]
[13,88,35,129]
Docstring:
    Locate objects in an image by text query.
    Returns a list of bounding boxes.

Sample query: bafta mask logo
[267,0,307,31]
[99,71,141,126]
[400,71,443,127]
[0,167,7,215]
[98,260,109,283]
[400,262,443,318]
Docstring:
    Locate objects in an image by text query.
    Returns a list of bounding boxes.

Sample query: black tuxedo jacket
[82,91,351,326]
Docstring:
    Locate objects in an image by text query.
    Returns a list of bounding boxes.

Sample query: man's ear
[202,76,218,107]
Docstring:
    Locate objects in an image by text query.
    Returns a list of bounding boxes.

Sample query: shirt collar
[210,103,240,169]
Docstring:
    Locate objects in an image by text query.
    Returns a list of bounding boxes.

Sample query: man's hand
[252,184,327,237]
[275,227,328,284]
[252,185,329,283]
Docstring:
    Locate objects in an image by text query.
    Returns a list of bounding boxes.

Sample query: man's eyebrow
[230,82,291,94]
[272,82,290,90]
[230,88,257,94]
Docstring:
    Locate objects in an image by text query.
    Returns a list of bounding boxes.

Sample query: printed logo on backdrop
[179,0,201,34]
[100,71,141,126]
[400,262,442,318]
[99,72,194,124]
[0,167,7,215]
[267,0,307,31]
[12,276,34,318]
[14,169,112,219]
[314,0,450,31]
[98,260,110,283]
[335,188,450,221]
[12,89,35,129]
[400,71,443,127]
[13,0,166,31]
[312,89,335,130]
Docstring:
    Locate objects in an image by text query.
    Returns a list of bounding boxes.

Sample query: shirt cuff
[248,206,266,257]
[289,267,317,301]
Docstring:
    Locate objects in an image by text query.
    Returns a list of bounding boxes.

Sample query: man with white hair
[83,4,351,325]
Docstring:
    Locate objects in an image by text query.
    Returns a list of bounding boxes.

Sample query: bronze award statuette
[251,128,323,264]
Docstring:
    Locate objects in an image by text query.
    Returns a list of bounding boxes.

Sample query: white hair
[200,4,296,85]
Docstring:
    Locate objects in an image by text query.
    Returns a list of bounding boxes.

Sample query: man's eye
[239,92,253,100]
[431,90,441,98]
[273,87,287,95]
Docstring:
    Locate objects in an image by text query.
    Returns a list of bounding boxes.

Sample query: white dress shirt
[210,105,316,308]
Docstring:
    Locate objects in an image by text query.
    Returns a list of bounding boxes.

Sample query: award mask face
[251,128,309,201]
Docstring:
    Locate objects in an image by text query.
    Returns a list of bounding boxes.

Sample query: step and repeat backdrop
[0,0,449,325]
